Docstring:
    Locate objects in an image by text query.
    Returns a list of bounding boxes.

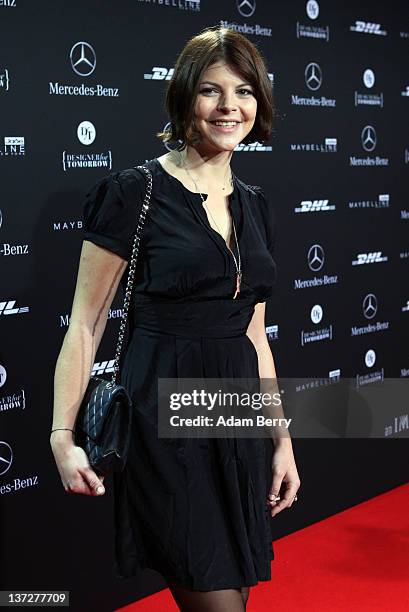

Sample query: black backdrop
[1,1,408,610]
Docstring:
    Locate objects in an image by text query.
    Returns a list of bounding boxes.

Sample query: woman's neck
[171,147,233,187]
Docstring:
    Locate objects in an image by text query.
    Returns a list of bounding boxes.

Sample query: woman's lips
[208,121,242,133]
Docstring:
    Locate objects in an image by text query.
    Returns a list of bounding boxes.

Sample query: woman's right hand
[50,431,106,496]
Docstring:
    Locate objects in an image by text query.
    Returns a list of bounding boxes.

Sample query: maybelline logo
[291,63,336,107]
[350,21,387,36]
[235,141,272,152]
[401,368,409,377]
[295,199,335,213]
[0,136,25,157]
[0,390,26,413]
[290,138,337,153]
[220,19,272,38]
[350,125,389,166]
[295,370,341,393]
[0,68,10,91]
[53,220,83,231]
[0,0,16,6]
[351,293,389,336]
[402,300,409,313]
[144,67,174,80]
[356,349,384,387]
[0,243,29,256]
[0,300,29,315]
[352,252,387,265]
[402,86,409,97]
[294,244,338,289]
[401,210,409,220]
[60,308,123,327]
[137,0,200,10]
[49,42,119,97]
[355,69,383,107]
[400,250,409,260]
[296,0,329,42]
[348,194,389,209]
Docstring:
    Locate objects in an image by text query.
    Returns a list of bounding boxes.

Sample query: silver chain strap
[107,164,153,388]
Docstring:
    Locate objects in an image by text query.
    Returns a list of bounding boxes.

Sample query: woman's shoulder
[102,165,148,192]
[82,165,151,261]
[83,165,150,212]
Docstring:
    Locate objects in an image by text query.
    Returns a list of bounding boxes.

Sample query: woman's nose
[217,93,237,112]
[218,103,238,113]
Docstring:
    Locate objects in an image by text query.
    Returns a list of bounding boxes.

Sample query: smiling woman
[51,23,300,612]
[156,25,274,149]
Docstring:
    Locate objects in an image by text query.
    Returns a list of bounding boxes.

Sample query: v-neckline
[153,157,240,254]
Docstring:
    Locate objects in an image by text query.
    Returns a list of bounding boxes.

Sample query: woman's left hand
[267,442,301,517]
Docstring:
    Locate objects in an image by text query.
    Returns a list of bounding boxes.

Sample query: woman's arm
[246,302,285,443]
[246,302,301,516]
[50,240,128,494]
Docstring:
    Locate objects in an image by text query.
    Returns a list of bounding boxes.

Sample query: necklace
[179,151,242,299]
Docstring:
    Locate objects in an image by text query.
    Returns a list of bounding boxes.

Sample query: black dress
[82,157,278,591]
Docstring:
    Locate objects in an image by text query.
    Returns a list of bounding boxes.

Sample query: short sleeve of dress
[82,168,146,261]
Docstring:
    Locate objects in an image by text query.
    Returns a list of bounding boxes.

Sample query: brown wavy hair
[156,25,274,150]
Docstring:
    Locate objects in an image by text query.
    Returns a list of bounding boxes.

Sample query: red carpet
[116,483,409,611]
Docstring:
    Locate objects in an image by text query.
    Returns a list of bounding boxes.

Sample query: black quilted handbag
[73,164,153,477]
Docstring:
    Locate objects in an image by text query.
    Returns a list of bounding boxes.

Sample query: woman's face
[192,61,258,153]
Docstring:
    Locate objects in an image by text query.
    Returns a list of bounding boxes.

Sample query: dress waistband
[130,297,256,339]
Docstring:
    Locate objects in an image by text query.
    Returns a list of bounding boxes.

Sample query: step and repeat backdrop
[1,1,408,609]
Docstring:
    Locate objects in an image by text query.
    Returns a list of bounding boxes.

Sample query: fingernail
[97,486,104,494]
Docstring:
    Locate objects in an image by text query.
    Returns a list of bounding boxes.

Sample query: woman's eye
[199,87,254,96]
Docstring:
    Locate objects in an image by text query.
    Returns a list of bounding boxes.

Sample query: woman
[50,25,300,611]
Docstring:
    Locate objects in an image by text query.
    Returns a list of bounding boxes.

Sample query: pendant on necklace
[232,270,242,299]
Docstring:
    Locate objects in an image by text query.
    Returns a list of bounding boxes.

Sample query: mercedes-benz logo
[307,244,325,271]
[305,62,322,91]
[163,121,183,152]
[0,441,13,476]
[70,42,96,77]
[363,293,378,319]
[237,0,256,18]
[361,125,377,152]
